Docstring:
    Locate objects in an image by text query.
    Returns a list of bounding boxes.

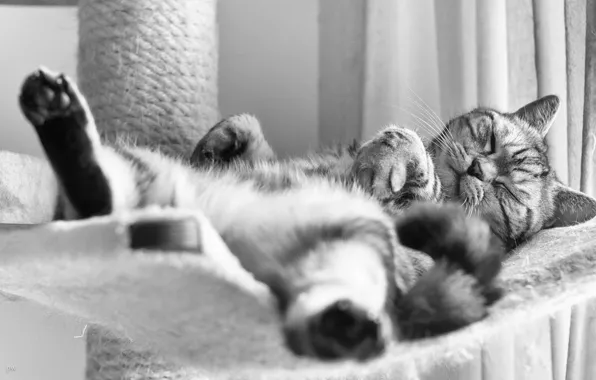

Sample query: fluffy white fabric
[0,208,286,361]
[0,151,55,223]
[2,151,596,380]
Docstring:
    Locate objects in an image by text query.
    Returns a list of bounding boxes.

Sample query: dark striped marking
[497,197,512,246]
[235,169,298,193]
[411,177,429,189]
[117,148,157,207]
[510,147,531,160]
[466,117,478,140]
[347,139,360,157]
[385,128,408,141]
[432,172,442,199]
[511,167,537,176]
[519,207,534,241]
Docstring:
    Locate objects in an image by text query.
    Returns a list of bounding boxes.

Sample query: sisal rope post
[77,1,219,377]
[77,0,219,158]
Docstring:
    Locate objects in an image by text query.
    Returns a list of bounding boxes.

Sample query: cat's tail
[393,202,504,339]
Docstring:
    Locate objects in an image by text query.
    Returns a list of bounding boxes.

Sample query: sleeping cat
[191,95,596,252]
[18,67,504,362]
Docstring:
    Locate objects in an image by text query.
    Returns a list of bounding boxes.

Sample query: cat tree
[1,0,596,379]
[77,0,219,158]
[76,0,226,377]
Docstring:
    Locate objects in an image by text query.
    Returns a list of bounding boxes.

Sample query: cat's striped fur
[19,68,503,362]
[430,98,596,250]
[192,97,596,253]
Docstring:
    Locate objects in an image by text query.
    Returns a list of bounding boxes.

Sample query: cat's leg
[19,67,138,219]
[395,202,504,339]
[351,127,505,336]
[187,175,409,361]
[17,69,400,362]
[190,114,276,168]
[351,126,442,214]
[88,144,408,361]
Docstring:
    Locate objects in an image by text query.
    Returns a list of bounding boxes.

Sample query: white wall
[0,1,320,159]
[0,6,78,158]
[218,0,319,157]
[0,1,448,158]
[0,3,319,379]
[0,8,83,380]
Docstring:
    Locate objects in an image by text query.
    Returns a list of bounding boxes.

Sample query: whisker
[403,86,453,140]
[399,102,446,145]
[376,101,453,154]
[405,91,460,155]
[401,103,445,140]
[404,112,449,147]
[374,95,442,137]
[404,107,454,155]
[401,89,458,155]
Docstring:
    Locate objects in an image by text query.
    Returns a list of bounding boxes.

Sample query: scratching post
[77,1,220,378]
[77,0,219,158]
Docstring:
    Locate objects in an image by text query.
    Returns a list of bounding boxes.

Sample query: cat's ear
[550,183,596,228]
[511,95,560,138]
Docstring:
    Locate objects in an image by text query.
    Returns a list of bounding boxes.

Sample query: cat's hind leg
[394,202,504,339]
[19,67,138,220]
[190,114,276,168]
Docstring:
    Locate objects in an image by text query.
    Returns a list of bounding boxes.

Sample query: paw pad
[19,67,80,127]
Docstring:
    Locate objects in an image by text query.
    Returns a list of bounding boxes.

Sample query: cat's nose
[307,300,385,360]
[467,158,484,180]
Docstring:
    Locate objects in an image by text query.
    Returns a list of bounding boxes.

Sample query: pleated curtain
[318,0,596,196]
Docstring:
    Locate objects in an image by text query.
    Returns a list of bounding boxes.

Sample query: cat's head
[430,95,596,249]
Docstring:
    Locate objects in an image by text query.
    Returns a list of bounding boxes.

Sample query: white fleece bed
[1,151,596,380]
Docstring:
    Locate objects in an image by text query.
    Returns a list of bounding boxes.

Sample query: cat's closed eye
[484,130,497,154]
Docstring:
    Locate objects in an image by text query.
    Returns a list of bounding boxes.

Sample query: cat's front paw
[190,113,275,168]
[19,67,86,128]
[351,126,440,212]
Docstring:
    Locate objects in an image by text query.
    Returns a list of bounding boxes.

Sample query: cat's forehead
[451,108,526,133]
[446,107,545,149]
[448,108,493,127]
[447,108,498,136]
[466,108,506,126]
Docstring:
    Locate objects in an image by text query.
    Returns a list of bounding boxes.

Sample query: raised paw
[351,126,440,213]
[19,67,109,219]
[190,113,275,168]
[19,67,86,128]
[394,202,504,339]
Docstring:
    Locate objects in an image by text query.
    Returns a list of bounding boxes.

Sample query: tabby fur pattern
[17,67,553,362]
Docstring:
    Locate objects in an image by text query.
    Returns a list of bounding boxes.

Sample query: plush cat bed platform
[1,151,596,380]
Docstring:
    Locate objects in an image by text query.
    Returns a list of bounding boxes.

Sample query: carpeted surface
[1,151,595,379]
